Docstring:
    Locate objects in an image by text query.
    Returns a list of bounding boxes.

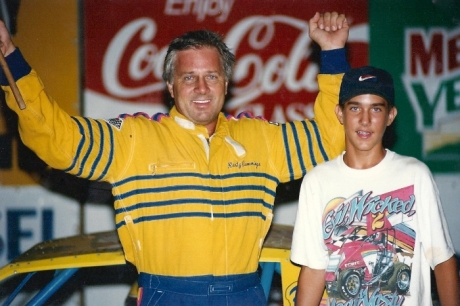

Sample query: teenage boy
[291,66,459,306]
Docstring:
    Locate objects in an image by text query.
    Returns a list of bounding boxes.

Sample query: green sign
[370,0,460,172]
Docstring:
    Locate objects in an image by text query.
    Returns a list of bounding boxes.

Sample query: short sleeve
[291,171,329,268]
[416,165,455,269]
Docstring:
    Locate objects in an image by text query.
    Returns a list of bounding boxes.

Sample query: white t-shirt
[291,150,455,306]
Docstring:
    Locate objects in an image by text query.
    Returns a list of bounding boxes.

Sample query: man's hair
[162,30,236,84]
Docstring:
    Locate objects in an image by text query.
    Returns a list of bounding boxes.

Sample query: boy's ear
[335,104,344,125]
[387,106,398,126]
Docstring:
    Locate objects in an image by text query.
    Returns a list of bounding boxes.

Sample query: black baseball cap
[339,66,395,106]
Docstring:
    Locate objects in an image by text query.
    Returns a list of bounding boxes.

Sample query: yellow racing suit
[2,48,346,277]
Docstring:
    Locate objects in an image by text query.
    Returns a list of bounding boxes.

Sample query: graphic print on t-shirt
[322,185,416,305]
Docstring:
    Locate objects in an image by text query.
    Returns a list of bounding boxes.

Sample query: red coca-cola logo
[84,0,368,121]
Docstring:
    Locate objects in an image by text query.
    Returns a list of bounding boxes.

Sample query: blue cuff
[320,48,350,74]
[0,48,32,86]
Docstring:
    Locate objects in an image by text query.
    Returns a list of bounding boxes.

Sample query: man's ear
[387,106,398,126]
[335,104,344,125]
[167,82,174,98]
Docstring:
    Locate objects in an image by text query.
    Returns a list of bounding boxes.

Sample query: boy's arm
[296,266,325,306]
[291,173,328,305]
[434,255,459,306]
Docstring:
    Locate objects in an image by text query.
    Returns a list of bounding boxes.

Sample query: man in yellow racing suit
[0,11,349,305]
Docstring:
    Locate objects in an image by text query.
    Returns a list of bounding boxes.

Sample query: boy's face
[335,94,397,154]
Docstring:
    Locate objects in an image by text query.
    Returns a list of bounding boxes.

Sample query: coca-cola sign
[84,1,368,121]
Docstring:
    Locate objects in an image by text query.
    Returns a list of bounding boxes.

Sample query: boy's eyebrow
[345,100,388,107]
[370,101,387,107]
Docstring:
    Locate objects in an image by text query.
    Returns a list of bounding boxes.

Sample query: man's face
[335,94,397,154]
[167,47,228,135]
